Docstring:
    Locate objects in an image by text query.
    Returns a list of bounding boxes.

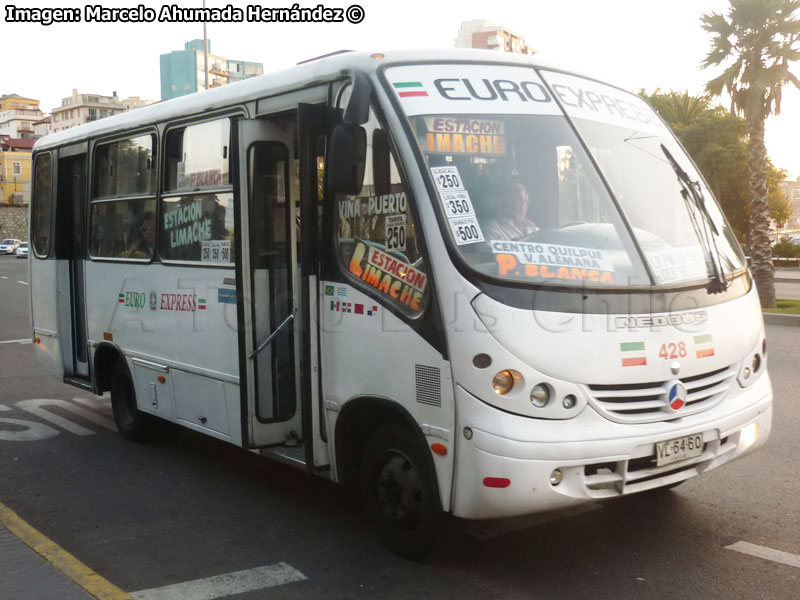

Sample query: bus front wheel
[110,363,148,442]
[361,426,446,560]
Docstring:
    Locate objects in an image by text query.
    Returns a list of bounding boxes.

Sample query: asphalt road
[1,254,798,599]
[775,281,800,300]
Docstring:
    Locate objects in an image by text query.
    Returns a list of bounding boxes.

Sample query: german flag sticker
[620,341,647,367]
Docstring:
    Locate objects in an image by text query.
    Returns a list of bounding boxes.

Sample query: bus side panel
[30,257,64,380]
[320,282,455,511]
[85,262,241,444]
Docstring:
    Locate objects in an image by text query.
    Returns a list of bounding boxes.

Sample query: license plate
[655,434,704,467]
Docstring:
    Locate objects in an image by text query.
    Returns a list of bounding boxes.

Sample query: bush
[772,238,800,258]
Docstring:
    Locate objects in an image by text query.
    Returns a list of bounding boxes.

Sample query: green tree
[701,0,800,308]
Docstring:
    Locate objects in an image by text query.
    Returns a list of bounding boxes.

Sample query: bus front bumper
[451,377,772,520]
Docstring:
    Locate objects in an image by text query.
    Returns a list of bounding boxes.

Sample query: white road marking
[1,276,7,279]
[16,281,28,285]
[129,562,307,600]
[0,339,32,344]
[726,541,800,569]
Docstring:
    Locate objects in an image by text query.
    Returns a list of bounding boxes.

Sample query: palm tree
[645,89,713,130]
[701,0,800,308]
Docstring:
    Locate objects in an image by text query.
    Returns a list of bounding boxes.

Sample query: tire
[110,362,148,442]
[361,425,447,560]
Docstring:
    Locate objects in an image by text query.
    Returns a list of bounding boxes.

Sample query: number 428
[659,342,687,359]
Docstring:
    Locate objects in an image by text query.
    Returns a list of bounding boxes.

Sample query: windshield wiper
[660,144,729,294]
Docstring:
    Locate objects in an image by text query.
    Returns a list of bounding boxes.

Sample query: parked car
[0,239,22,254]
[15,242,28,258]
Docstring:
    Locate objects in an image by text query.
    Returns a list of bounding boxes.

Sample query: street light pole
[203,0,209,91]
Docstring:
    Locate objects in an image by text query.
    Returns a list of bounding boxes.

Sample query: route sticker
[430,166,484,245]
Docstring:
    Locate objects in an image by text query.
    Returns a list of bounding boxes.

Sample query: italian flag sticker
[393,82,428,98]
[620,342,647,367]
[118,294,125,303]
[694,334,715,358]
[198,298,207,310]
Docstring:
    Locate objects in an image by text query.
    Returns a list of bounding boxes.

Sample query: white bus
[30,49,772,559]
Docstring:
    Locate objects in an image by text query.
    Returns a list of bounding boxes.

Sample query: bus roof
[33,48,586,152]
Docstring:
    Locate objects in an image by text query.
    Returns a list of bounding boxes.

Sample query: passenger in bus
[483,182,539,241]
[123,212,155,258]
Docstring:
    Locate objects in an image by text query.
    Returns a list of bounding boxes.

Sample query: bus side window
[89,135,156,260]
[32,153,53,257]
[334,110,429,319]
[160,119,235,264]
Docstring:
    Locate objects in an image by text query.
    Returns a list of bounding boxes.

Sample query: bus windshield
[388,65,745,290]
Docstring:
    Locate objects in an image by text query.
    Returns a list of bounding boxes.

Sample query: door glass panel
[250,142,295,422]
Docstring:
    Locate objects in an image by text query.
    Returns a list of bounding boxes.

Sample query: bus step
[261,445,307,469]
[63,376,94,392]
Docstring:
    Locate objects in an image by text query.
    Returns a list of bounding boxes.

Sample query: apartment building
[0,136,35,204]
[51,90,125,133]
[160,39,264,100]
[779,177,800,228]
[455,19,536,55]
[52,89,125,133]
[0,94,45,139]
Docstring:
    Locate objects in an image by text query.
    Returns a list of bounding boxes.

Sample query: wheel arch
[334,396,440,504]
[92,342,129,395]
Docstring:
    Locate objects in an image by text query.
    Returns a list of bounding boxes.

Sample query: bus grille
[587,366,735,424]
[415,365,442,408]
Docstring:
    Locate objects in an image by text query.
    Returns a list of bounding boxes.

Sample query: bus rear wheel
[361,426,446,560]
[110,363,148,442]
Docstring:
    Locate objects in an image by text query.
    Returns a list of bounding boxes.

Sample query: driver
[483,182,539,240]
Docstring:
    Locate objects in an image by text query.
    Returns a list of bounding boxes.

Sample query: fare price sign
[385,214,407,252]
[430,166,484,246]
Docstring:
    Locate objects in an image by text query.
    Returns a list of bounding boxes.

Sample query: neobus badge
[615,311,708,329]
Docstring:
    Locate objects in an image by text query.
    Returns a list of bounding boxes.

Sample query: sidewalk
[0,502,129,600]
[0,525,92,600]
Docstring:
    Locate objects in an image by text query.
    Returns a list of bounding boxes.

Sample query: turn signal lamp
[431,443,447,456]
[492,370,515,395]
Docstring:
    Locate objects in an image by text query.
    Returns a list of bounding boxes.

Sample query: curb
[775,277,800,283]
[763,312,800,326]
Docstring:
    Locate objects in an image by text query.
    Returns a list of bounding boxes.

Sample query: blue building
[160,40,264,100]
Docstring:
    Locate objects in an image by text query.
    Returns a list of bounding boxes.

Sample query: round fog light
[492,370,515,395]
[549,469,563,486]
[530,383,550,408]
[562,394,577,409]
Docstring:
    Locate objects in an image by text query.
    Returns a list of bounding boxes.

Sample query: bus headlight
[738,352,765,388]
[530,383,551,408]
[492,370,517,395]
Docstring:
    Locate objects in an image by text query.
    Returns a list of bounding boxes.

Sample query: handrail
[248,312,294,359]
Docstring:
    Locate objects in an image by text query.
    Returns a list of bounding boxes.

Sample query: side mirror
[328,123,366,196]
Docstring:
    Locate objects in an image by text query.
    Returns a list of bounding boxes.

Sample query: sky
[4,0,799,179]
